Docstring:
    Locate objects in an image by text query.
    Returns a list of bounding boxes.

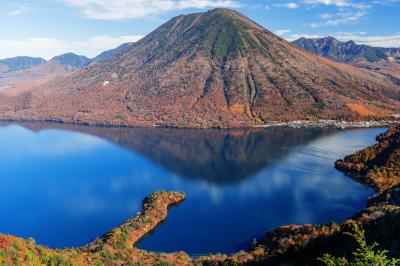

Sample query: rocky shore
[0,126,399,265]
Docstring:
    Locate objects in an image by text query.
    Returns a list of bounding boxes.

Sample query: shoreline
[1,117,398,130]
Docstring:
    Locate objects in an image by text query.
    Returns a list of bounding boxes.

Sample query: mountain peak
[208,7,232,11]
[319,36,340,45]
[136,7,272,62]
[324,36,338,41]
[51,53,91,69]
[344,40,356,46]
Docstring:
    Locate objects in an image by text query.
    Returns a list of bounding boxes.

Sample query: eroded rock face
[0,9,399,128]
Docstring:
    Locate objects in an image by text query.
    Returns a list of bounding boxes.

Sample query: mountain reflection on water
[5,122,339,184]
[0,122,382,254]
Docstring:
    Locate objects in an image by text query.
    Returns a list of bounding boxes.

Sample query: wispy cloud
[273,2,300,9]
[334,32,400,48]
[288,33,324,40]
[304,0,351,7]
[304,0,372,27]
[324,10,368,26]
[275,29,291,36]
[372,0,400,5]
[0,35,144,60]
[7,5,30,16]
[62,0,242,20]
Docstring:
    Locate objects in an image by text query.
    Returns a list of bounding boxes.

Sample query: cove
[0,122,382,255]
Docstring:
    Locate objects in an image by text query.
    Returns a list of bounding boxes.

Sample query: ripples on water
[0,122,384,254]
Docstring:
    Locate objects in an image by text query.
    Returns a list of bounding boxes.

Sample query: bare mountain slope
[0,9,399,127]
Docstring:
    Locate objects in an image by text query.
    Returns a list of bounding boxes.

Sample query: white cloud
[334,32,400,48]
[275,29,291,36]
[287,33,323,41]
[324,10,367,26]
[274,2,300,9]
[372,0,400,5]
[0,35,144,60]
[248,4,270,10]
[7,5,30,16]
[304,0,350,7]
[305,0,372,28]
[307,22,321,28]
[62,0,242,20]
[319,13,333,19]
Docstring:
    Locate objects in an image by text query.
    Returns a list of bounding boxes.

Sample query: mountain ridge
[0,8,399,128]
[91,42,136,63]
[292,36,400,64]
[0,52,92,92]
[292,36,400,89]
[50,53,91,70]
[0,49,119,76]
[0,56,46,74]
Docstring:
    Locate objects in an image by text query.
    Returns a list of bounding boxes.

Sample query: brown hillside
[0,8,399,127]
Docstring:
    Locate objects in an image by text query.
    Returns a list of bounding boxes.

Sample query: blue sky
[1,0,399,60]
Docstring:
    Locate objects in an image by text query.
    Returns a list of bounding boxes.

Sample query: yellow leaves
[252,246,265,257]
[229,103,245,114]
[346,103,377,117]
[111,228,122,239]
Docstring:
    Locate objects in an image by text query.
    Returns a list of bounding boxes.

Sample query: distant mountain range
[0,49,121,91]
[292,36,400,64]
[0,9,399,127]
[0,56,46,74]
[292,36,400,87]
[0,53,91,72]
[0,53,92,91]
[0,42,133,76]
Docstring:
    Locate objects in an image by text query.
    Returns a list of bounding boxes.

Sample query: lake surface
[0,122,382,254]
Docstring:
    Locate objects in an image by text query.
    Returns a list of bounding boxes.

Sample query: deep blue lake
[0,122,382,254]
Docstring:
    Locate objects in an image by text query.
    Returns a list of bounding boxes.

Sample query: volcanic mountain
[0,9,399,127]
